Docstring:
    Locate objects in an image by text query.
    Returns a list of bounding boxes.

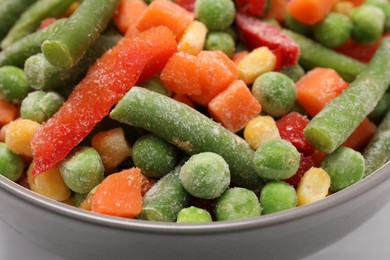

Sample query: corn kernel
[91,127,132,169]
[244,115,281,150]
[238,47,276,84]
[27,163,71,202]
[297,167,331,206]
[5,119,40,157]
[332,1,355,17]
[178,21,208,55]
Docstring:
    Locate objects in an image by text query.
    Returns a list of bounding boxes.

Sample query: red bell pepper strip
[174,0,195,12]
[249,0,269,17]
[236,12,300,68]
[31,26,177,176]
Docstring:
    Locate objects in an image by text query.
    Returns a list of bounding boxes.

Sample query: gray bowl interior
[1,161,390,260]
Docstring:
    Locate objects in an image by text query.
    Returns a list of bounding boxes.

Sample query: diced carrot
[190,50,238,106]
[172,93,196,108]
[113,0,147,36]
[91,168,142,218]
[208,80,262,133]
[136,0,194,41]
[343,118,377,151]
[265,0,290,22]
[296,68,349,117]
[160,52,202,95]
[349,0,365,6]
[232,50,249,65]
[0,99,17,127]
[287,0,338,25]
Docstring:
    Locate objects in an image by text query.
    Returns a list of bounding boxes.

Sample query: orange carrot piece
[190,50,238,106]
[232,50,249,65]
[136,0,194,41]
[160,52,202,95]
[172,93,196,108]
[296,68,349,117]
[287,0,337,25]
[343,118,377,151]
[91,168,142,218]
[208,80,262,133]
[113,0,147,36]
[265,0,290,22]
[0,99,17,127]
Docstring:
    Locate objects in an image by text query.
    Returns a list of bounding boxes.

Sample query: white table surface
[1,202,390,260]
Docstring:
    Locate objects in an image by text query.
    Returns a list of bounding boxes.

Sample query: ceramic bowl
[1,160,390,260]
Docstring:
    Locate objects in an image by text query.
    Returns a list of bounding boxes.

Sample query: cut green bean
[42,0,120,69]
[110,87,264,189]
[24,34,120,90]
[304,38,390,154]
[0,0,37,43]
[138,166,190,222]
[0,19,66,68]
[368,92,390,124]
[1,0,76,49]
[0,66,31,104]
[283,29,366,82]
[363,110,390,176]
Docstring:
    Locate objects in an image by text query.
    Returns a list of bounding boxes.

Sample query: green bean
[59,147,105,194]
[138,166,190,222]
[132,134,177,178]
[283,29,366,82]
[0,19,66,68]
[321,146,365,192]
[141,75,172,97]
[304,38,390,153]
[363,110,390,176]
[0,0,36,43]
[0,142,25,181]
[176,206,212,223]
[0,66,31,104]
[110,87,264,189]
[259,181,298,214]
[179,152,230,199]
[42,0,120,69]
[1,0,76,49]
[368,92,390,124]
[24,34,120,90]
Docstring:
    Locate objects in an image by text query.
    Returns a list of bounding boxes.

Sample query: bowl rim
[1,161,389,235]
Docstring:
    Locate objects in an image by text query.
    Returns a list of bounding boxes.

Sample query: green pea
[252,72,296,117]
[321,146,365,192]
[351,5,385,44]
[254,139,300,180]
[180,152,230,199]
[205,32,235,58]
[141,75,171,96]
[365,0,390,31]
[177,206,212,223]
[214,187,261,221]
[260,181,298,214]
[285,13,311,35]
[132,134,177,178]
[0,65,30,104]
[314,12,352,48]
[0,142,25,181]
[20,90,64,123]
[59,147,105,194]
[194,0,235,31]
[281,64,305,82]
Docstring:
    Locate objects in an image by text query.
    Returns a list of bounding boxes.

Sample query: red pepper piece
[31,26,177,176]
[249,0,268,17]
[276,112,315,155]
[175,0,196,12]
[284,154,315,186]
[236,12,300,68]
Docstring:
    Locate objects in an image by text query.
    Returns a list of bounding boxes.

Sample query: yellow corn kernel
[244,115,281,150]
[178,20,208,55]
[91,127,132,169]
[332,1,355,17]
[238,46,276,84]
[5,119,40,157]
[297,167,331,206]
[27,163,71,202]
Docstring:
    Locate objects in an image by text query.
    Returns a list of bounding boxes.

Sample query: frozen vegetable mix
[1,0,390,223]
